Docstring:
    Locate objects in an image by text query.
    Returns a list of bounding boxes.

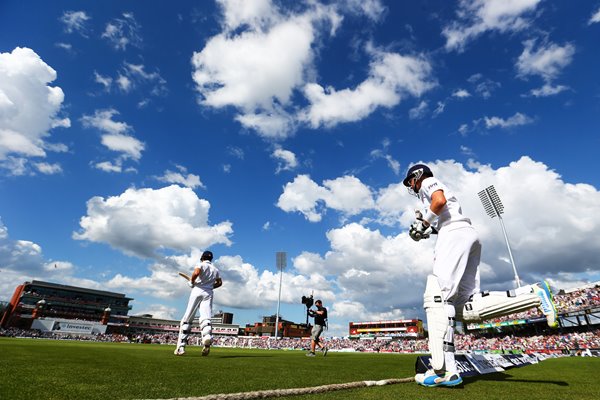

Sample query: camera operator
[306,299,328,357]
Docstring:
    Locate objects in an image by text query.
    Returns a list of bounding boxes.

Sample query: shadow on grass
[416,382,468,390]
[464,372,569,386]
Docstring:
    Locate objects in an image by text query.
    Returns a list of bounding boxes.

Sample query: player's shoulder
[422,176,444,194]
[206,261,219,272]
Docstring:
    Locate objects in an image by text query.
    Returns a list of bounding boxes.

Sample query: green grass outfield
[1,338,599,400]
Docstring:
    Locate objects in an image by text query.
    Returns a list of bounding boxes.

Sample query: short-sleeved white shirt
[419,176,471,230]
[195,260,220,291]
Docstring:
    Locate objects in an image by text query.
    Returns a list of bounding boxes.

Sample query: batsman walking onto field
[403,164,558,388]
[175,250,222,357]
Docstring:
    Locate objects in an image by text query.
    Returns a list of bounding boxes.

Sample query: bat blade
[178,272,191,281]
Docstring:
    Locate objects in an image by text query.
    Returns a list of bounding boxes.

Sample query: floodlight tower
[274,252,286,339]
[478,185,522,288]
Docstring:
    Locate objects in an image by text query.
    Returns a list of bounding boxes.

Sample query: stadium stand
[1,282,599,356]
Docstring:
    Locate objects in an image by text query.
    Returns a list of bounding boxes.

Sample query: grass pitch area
[1,338,599,400]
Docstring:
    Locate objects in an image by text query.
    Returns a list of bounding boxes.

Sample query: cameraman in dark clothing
[306,299,328,357]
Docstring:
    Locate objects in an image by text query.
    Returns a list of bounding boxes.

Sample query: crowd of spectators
[2,326,599,354]
[555,285,600,313]
[212,329,600,353]
[475,284,600,325]
[0,327,129,342]
[457,329,600,352]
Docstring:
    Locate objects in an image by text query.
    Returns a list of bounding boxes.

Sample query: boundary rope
[147,377,414,400]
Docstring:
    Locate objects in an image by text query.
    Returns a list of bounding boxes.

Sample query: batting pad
[459,287,540,322]
[200,319,212,345]
[423,275,447,371]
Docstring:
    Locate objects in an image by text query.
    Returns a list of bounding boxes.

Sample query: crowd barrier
[415,352,547,377]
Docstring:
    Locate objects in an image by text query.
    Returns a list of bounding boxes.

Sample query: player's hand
[187,281,195,288]
[409,220,432,241]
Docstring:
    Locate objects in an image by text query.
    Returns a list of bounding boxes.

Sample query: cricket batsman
[403,164,558,387]
[175,250,222,356]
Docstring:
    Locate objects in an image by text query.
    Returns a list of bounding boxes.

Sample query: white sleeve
[421,177,444,198]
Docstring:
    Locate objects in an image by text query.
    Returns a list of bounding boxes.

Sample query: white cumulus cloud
[34,162,62,175]
[73,185,233,260]
[192,4,323,139]
[59,10,91,36]
[272,147,298,173]
[369,138,400,175]
[277,174,375,222]
[302,49,435,128]
[156,165,204,189]
[452,89,471,98]
[80,108,145,165]
[0,47,70,172]
[408,100,428,120]
[341,0,386,22]
[443,0,541,52]
[102,12,142,51]
[589,7,600,24]
[0,218,78,297]
[217,0,278,31]
[192,2,432,139]
[516,40,575,81]
[213,254,336,309]
[527,83,569,97]
[484,112,533,129]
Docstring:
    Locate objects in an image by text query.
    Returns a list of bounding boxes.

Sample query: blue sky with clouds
[1,0,600,336]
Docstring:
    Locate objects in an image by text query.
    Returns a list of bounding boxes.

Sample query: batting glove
[409,220,432,241]
[187,281,195,288]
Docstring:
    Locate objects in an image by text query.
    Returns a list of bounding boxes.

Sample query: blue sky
[1,0,599,337]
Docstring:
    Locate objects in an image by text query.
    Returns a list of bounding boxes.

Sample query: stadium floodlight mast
[478,185,522,288]
[274,252,286,339]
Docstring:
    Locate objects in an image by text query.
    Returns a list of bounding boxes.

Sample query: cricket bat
[178,272,191,281]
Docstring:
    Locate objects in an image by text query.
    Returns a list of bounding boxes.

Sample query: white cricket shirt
[196,260,221,291]
[419,176,471,231]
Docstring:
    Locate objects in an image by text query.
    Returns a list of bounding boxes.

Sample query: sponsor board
[415,355,479,377]
[482,353,515,368]
[465,354,505,374]
[31,318,107,334]
[503,353,537,367]
[213,327,239,335]
[454,355,480,377]
[415,352,546,378]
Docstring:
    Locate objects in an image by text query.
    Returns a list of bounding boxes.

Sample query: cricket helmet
[402,164,432,187]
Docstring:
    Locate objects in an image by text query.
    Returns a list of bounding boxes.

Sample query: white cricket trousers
[177,286,213,348]
[433,222,481,306]
[432,222,481,374]
[181,286,213,324]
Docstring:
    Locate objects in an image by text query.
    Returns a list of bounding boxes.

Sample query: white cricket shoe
[201,345,210,356]
[174,346,186,356]
[533,280,558,328]
[415,369,462,387]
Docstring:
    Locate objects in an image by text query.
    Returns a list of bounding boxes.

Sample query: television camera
[301,293,314,325]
